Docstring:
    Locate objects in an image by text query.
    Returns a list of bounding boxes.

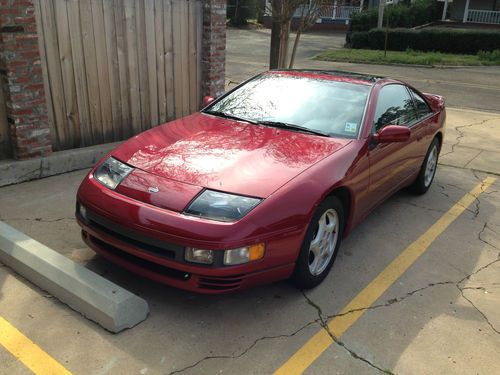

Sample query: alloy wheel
[308,208,339,276]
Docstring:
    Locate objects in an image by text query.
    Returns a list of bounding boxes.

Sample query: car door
[408,87,436,166]
[368,84,419,203]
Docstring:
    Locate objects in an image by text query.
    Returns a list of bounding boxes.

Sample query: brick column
[201,0,226,100]
[0,0,51,159]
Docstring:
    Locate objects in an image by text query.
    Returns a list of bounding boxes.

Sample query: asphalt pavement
[226,28,500,114]
[0,28,499,375]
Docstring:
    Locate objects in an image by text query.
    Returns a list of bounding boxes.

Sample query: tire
[411,138,440,195]
[292,196,344,289]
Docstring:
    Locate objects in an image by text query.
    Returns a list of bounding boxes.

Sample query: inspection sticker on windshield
[345,122,357,133]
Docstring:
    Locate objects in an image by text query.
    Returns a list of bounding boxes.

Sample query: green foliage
[477,49,500,63]
[350,8,379,32]
[409,0,442,26]
[227,0,258,26]
[315,48,499,66]
[350,0,442,32]
[351,28,500,55]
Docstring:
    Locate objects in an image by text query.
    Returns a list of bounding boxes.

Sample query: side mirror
[203,95,215,107]
[373,125,410,144]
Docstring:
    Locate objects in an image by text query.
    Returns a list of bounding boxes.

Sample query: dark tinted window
[373,84,417,132]
[410,88,432,118]
[206,74,370,138]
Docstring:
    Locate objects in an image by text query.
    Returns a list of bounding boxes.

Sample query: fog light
[79,204,87,220]
[224,243,265,265]
[185,248,214,264]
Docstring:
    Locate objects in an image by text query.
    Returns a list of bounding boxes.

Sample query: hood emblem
[148,186,159,193]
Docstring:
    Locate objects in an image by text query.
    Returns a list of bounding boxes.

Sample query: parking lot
[1,29,500,375]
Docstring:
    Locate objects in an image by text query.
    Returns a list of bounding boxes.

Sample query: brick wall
[201,0,226,99]
[0,0,51,159]
[0,0,226,160]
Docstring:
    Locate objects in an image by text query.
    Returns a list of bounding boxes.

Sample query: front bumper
[76,176,302,293]
[78,210,294,293]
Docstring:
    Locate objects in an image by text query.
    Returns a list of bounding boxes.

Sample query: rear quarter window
[410,88,433,118]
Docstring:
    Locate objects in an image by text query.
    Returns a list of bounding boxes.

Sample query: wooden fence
[35,0,203,151]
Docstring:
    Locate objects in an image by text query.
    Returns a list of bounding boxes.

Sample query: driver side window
[373,85,417,132]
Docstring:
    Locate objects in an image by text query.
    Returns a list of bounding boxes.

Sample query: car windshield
[204,73,370,138]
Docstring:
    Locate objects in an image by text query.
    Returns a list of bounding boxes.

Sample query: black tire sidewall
[413,138,440,195]
[292,196,344,289]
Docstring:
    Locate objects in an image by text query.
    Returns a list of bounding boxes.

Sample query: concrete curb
[0,142,121,187]
[447,107,500,116]
[313,56,484,69]
[0,221,149,333]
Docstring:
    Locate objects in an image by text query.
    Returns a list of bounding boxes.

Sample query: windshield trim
[201,73,264,112]
[356,83,376,141]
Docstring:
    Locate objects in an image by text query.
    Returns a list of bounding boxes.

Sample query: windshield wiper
[204,110,259,125]
[257,120,330,137]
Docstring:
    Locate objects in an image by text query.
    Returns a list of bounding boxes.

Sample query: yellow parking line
[0,316,71,375]
[275,176,497,375]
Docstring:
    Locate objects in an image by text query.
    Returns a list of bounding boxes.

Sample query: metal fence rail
[293,5,361,20]
[467,9,500,24]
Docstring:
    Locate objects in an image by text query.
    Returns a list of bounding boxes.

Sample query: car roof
[267,69,387,86]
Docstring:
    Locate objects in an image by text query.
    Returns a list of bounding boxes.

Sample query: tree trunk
[278,20,291,68]
[289,27,302,69]
[269,19,281,69]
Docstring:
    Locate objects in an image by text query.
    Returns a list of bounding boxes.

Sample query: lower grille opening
[198,275,244,290]
[88,218,176,260]
[90,235,190,281]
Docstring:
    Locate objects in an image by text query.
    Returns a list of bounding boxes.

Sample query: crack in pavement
[433,174,497,218]
[456,254,500,336]
[0,217,75,223]
[302,290,396,374]
[440,117,500,158]
[457,288,500,335]
[167,320,320,375]
[478,222,500,252]
[455,218,500,336]
[393,200,448,214]
[172,218,500,375]
[322,328,395,375]
[299,221,500,370]
[320,281,456,323]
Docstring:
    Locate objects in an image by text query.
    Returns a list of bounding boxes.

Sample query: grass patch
[315,48,500,66]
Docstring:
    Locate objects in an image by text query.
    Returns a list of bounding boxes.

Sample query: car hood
[112,113,351,198]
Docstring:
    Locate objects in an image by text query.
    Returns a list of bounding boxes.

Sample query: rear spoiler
[423,93,445,112]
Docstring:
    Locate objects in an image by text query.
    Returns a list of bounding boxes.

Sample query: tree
[267,0,305,69]
[288,0,327,68]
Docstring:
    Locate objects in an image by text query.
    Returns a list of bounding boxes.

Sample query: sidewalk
[440,108,500,175]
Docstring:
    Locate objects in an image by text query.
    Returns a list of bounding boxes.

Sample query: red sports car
[76,70,445,293]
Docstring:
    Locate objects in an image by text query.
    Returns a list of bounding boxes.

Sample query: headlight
[185,248,214,264]
[185,190,262,221]
[94,157,133,190]
[78,203,87,220]
[224,243,265,265]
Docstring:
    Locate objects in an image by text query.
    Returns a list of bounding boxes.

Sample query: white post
[463,0,470,23]
[378,0,386,29]
[360,0,365,10]
[333,0,338,20]
[442,0,449,21]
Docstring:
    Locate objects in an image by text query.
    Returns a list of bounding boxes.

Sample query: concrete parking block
[0,221,149,333]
